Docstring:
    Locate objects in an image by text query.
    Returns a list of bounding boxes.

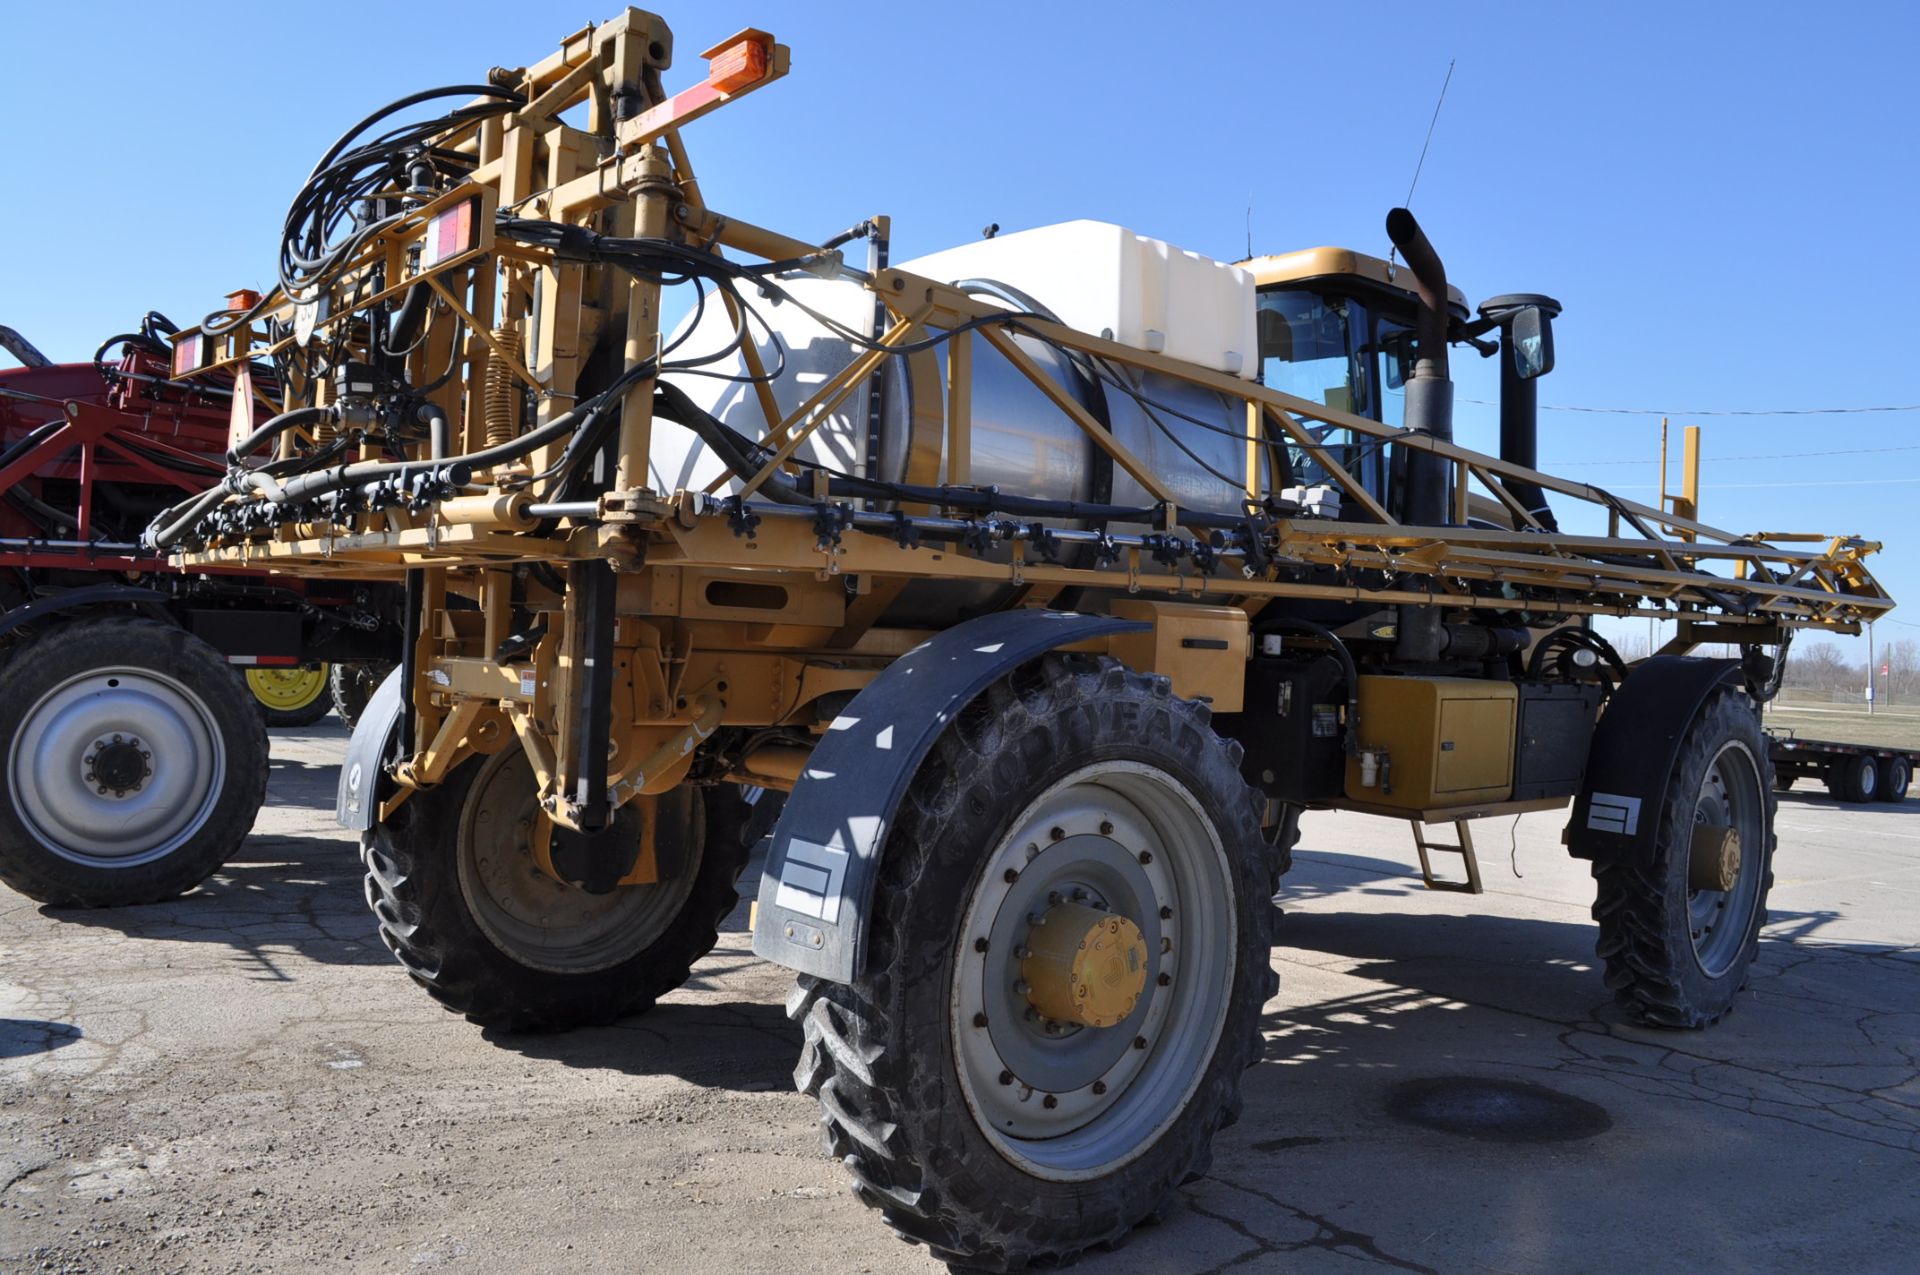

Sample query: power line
[1462,398,1920,417]
[1601,476,1920,491]
[1545,443,1920,468]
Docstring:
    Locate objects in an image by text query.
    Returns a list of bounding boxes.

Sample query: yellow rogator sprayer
[147,12,1891,1267]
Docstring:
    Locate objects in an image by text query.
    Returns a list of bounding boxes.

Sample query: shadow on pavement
[39,832,385,977]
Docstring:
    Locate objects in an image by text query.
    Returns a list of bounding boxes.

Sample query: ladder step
[1410,818,1484,894]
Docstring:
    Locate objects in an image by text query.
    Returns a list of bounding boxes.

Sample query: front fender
[750,609,1146,983]
[335,667,404,831]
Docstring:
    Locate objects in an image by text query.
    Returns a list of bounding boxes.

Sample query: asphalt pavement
[2,724,1915,1274]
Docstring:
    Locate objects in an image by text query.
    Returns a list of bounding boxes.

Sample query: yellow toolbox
[1344,676,1517,810]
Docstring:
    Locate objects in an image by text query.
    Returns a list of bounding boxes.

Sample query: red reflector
[707,34,769,93]
[171,332,203,379]
[421,198,476,269]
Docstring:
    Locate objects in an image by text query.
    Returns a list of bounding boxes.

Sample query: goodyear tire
[789,654,1277,1270]
[1591,687,1775,1028]
[329,660,393,731]
[0,617,268,906]
[361,743,755,1031]
[246,663,334,726]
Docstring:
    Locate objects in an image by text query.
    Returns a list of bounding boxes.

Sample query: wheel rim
[7,666,226,868]
[246,665,329,713]
[1688,740,1766,977]
[950,761,1235,1182]
[455,746,704,975]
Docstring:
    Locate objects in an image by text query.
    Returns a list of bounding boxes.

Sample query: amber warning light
[705,30,772,93]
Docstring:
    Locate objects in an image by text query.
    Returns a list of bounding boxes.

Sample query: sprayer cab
[1243,230,1560,528]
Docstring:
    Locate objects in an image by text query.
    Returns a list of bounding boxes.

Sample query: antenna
[1246,190,1254,260]
[1389,58,1456,269]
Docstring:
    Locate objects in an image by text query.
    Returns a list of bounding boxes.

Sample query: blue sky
[5,1,1914,663]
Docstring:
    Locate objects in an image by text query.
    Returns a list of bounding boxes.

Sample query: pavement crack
[1187,1179,1441,1275]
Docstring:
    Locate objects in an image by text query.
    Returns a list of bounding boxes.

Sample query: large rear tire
[0,618,268,907]
[246,663,334,726]
[361,744,755,1031]
[1591,687,1775,1028]
[789,655,1277,1270]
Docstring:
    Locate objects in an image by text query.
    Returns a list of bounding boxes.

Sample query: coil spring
[485,322,523,447]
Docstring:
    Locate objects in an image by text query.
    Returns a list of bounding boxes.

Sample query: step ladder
[1409,819,1484,894]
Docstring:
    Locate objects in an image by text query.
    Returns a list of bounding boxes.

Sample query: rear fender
[1567,655,1743,863]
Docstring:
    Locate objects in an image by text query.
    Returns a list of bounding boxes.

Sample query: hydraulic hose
[227,406,333,464]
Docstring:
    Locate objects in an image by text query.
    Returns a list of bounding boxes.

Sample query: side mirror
[1510,306,1555,380]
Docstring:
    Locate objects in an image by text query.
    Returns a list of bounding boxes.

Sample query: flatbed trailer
[1769,730,1914,803]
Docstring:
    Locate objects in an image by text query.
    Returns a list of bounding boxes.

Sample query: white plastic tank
[902,221,1258,379]
[651,222,1271,520]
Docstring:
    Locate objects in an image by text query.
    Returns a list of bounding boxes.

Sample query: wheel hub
[950,762,1234,1181]
[1021,901,1147,1029]
[1688,824,1741,892]
[85,735,151,797]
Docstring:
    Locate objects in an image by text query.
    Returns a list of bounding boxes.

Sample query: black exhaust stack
[1385,209,1454,662]
[1384,208,1454,530]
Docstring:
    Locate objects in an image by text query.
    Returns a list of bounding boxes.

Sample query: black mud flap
[750,609,1146,983]
[1566,656,1742,863]
[335,666,404,831]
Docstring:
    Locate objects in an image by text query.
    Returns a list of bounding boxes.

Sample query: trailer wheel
[790,655,1276,1270]
[1591,687,1774,1028]
[328,660,393,731]
[360,744,753,1031]
[246,664,334,726]
[1878,756,1910,803]
[1838,754,1880,804]
[0,618,268,907]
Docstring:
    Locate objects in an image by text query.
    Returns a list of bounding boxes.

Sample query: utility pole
[1867,621,1876,716]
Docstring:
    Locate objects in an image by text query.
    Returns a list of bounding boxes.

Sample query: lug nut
[1003,868,1020,883]
[1133,1036,1148,1050]
[1099,820,1114,836]
[999,1070,1014,1086]
[972,1012,989,1028]
[1013,979,1030,996]
[1160,906,1173,920]
[1092,1080,1108,1096]
[1049,826,1066,842]
[1138,851,1153,865]
[1157,972,1172,987]
[974,937,990,953]
[1043,1094,1058,1109]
